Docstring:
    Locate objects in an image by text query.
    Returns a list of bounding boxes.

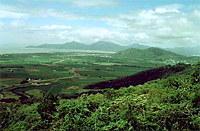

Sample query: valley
[1,0,200,130]
[0,52,152,98]
[0,48,198,101]
[0,48,200,130]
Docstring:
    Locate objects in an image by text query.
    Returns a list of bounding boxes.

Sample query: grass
[0,52,164,97]
[25,89,43,98]
[1,90,20,99]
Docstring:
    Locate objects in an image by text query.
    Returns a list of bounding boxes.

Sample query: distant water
[0,47,115,54]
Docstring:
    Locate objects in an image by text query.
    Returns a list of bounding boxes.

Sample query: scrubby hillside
[0,62,200,130]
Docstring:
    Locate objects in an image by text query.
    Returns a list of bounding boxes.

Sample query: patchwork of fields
[0,52,159,99]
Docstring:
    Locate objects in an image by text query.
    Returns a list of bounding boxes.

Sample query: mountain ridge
[26,41,200,56]
[26,41,150,52]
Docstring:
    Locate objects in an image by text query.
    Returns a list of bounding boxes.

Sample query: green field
[0,52,157,98]
[0,52,199,130]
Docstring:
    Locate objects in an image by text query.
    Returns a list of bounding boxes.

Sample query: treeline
[84,63,189,89]
[0,66,24,68]
[0,62,200,130]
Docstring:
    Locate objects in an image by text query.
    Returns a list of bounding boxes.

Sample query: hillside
[1,62,200,130]
[84,63,189,89]
[26,41,150,52]
[113,47,199,63]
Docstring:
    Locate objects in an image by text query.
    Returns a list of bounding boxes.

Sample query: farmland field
[0,52,160,98]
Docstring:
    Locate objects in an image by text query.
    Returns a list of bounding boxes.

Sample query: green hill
[113,47,198,63]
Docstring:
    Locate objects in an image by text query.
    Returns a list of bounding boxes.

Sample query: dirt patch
[68,86,79,90]
[40,63,56,67]
[31,82,51,86]
[72,68,84,78]
[25,68,40,72]
[0,78,18,81]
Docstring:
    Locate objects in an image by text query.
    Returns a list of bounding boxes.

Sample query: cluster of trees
[0,62,200,130]
[84,63,189,89]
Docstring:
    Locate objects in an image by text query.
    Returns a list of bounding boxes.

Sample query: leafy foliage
[1,62,200,130]
[37,93,59,122]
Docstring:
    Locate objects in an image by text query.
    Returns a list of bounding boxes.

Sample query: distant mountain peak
[131,43,141,45]
[26,41,150,52]
[146,47,162,50]
[127,43,150,49]
[92,41,118,45]
[64,41,81,44]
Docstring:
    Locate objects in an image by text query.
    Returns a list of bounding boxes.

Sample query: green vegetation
[0,62,200,130]
[0,52,152,96]
[114,47,199,64]
[0,50,199,130]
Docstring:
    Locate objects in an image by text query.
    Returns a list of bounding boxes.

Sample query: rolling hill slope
[113,47,199,63]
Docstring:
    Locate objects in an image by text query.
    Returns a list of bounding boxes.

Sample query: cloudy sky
[0,0,200,48]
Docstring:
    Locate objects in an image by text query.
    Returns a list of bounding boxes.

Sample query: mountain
[61,41,88,50]
[126,43,150,49]
[113,47,198,63]
[26,41,150,52]
[25,42,200,56]
[27,41,88,50]
[165,46,200,56]
[88,41,123,52]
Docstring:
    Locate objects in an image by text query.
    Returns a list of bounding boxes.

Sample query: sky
[0,0,200,48]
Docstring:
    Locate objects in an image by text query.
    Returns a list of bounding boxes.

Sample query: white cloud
[0,22,136,46]
[155,8,179,13]
[24,27,39,31]
[0,10,28,18]
[40,25,72,30]
[0,4,85,20]
[135,33,149,39]
[191,10,200,21]
[100,4,200,47]
[0,2,199,48]
[66,0,118,8]
[139,10,157,19]
[155,4,183,13]
[10,20,26,26]
[57,28,133,44]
